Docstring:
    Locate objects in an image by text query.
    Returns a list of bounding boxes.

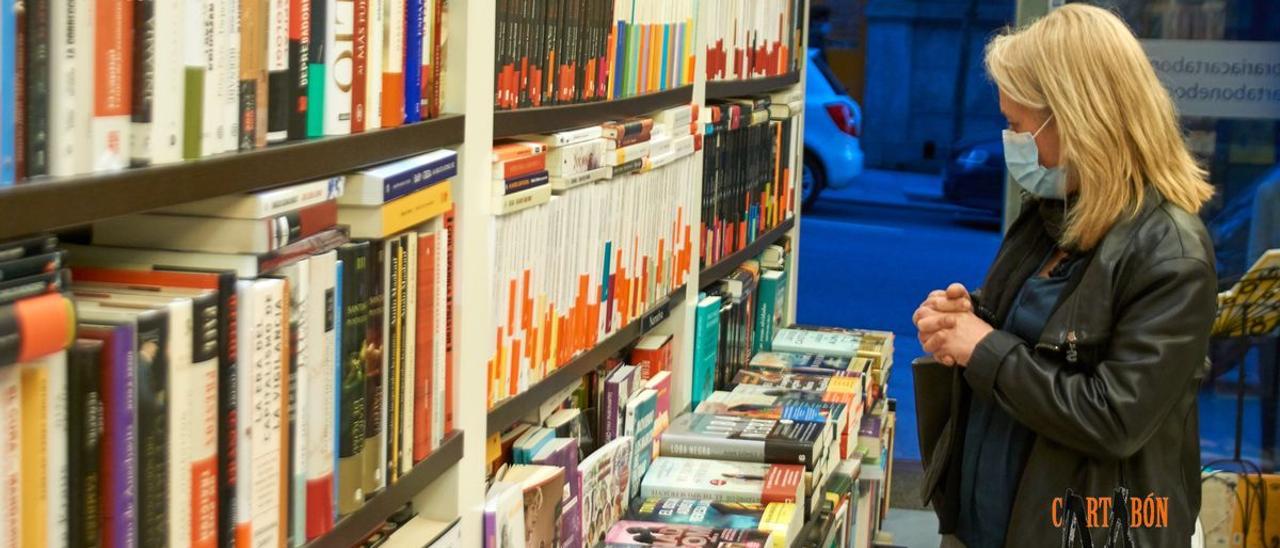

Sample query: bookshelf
[305,432,465,548]
[699,217,798,289]
[0,115,466,239]
[706,72,803,101]
[486,286,688,434]
[493,86,695,139]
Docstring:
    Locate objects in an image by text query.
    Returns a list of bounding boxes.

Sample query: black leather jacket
[920,191,1217,547]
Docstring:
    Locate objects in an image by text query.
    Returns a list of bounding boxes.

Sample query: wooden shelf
[305,431,464,548]
[705,73,801,100]
[0,114,466,239]
[493,86,694,139]
[699,217,796,289]
[486,286,687,434]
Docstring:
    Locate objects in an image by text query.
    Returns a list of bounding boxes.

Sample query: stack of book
[703,0,805,83]
[0,235,77,548]
[487,105,699,408]
[700,91,801,269]
[355,508,461,547]
[2,0,450,185]
[492,0,696,111]
[58,150,457,547]
[492,141,552,215]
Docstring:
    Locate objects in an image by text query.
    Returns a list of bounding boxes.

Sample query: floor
[881,509,942,548]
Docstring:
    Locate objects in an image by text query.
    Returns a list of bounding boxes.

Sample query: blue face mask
[1003,115,1065,200]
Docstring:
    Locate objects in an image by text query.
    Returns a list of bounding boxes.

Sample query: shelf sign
[641,297,674,332]
[1143,39,1280,120]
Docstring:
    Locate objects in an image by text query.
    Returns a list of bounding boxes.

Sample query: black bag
[1059,486,1138,548]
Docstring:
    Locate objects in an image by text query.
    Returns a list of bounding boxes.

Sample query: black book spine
[289,0,310,139]
[385,237,402,484]
[268,0,291,142]
[130,0,155,167]
[532,0,545,107]
[363,241,385,497]
[517,0,530,109]
[25,0,48,176]
[307,0,325,138]
[216,271,239,548]
[68,338,105,548]
[542,0,558,106]
[494,0,506,109]
[135,309,170,547]
[337,243,369,516]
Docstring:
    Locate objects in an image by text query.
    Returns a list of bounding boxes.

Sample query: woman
[912,5,1217,547]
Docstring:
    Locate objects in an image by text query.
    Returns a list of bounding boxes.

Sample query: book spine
[18,357,47,548]
[106,323,139,548]
[400,235,416,475]
[200,0,221,157]
[349,0,368,132]
[67,342,103,548]
[222,0,241,152]
[442,212,454,435]
[603,380,619,441]
[240,0,267,150]
[336,244,368,516]
[234,282,255,548]
[324,0,352,135]
[431,223,447,446]
[380,0,403,128]
[189,295,220,548]
[268,0,291,142]
[135,311,170,547]
[154,0,185,165]
[92,0,132,172]
[0,362,20,545]
[213,272,239,548]
[413,231,434,461]
[428,0,441,118]
[306,0,325,137]
[25,0,49,177]
[363,0,382,131]
[7,2,21,183]
[364,241,387,495]
[402,0,422,124]
[164,303,194,548]
[288,0,309,140]
[47,0,91,175]
[385,238,401,483]
[128,0,154,166]
[305,253,337,539]
[181,0,205,160]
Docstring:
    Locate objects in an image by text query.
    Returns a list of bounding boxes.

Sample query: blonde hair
[984,4,1214,250]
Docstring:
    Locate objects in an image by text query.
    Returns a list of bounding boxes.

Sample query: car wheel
[802,152,826,209]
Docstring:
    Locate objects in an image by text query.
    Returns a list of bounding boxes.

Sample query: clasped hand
[912,283,994,367]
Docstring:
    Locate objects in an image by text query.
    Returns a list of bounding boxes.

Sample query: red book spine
[351,0,369,132]
[443,209,455,433]
[413,232,435,461]
[15,5,25,180]
[261,200,339,250]
[499,154,546,180]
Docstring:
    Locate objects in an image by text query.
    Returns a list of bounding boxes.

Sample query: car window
[810,54,849,97]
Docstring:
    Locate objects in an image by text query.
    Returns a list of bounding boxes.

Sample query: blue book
[692,294,722,408]
[0,0,16,184]
[403,0,424,124]
[659,24,669,91]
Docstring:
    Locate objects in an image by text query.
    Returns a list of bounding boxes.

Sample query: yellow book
[339,182,453,239]
[760,502,800,548]
[20,361,48,548]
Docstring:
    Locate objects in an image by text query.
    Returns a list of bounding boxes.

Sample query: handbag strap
[1062,489,1095,548]
[1106,486,1137,548]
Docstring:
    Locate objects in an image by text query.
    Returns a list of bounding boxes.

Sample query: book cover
[577,436,633,546]
[154,176,345,219]
[749,351,854,376]
[306,251,338,539]
[267,0,291,143]
[25,0,50,177]
[364,240,386,497]
[131,0,185,166]
[624,389,656,498]
[306,0,326,137]
[341,149,458,205]
[771,328,861,359]
[48,0,94,174]
[91,200,339,255]
[336,243,369,516]
[237,278,289,547]
[68,340,105,548]
[753,270,784,354]
[1,0,19,183]
[482,482,525,548]
[502,465,566,548]
[603,521,778,548]
[628,497,790,532]
[692,294,722,407]
[630,334,672,380]
[644,371,671,459]
[659,413,824,469]
[545,137,606,177]
[602,364,636,442]
[77,321,138,548]
[380,0,404,128]
[412,228,436,461]
[181,0,206,160]
[288,0,310,140]
[324,0,353,135]
[531,437,582,548]
[0,360,21,545]
[92,0,133,171]
[403,0,423,124]
[19,351,68,548]
[240,0,269,150]
[338,180,452,239]
[201,0,225,157]
[640,457,805,507]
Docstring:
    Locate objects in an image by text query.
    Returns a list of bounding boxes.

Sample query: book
[692,294,723,408]
[641,457,806,508]
[93,0,133,171]
[512,426,555,464]
[76,320,137,548]
[603,364,637,442]
[644,372,672,458]
[341,149,458,205]
[0,292,76,367]
[288,0,311,140]
[362,0,383,132]
[269,260,310,548]
[0,360,22,545]
[25,0,50,178]
[155,176,346,219]
[306,0,326,137]
[336,243,369,516]
[501,465,566,548]
[92,200,339,254]
[629,498,799,545]
[603,521,779,548]
[412,228,437,461]
[19,351,68,548]
[239,0,269,149]
[236,278,290,547]
[624,389,657,498]
[660,412,826,469]
[180,0,206,160]
[65,227,351,279]
[267,0,291,143]
[482,482,525,548]
[48,0,94,175]
[380,0,404,128]
[201,0,225,157]
[631,334,672,380]
[531,438,583,548]
[698,390,853,460]
[67,340,106,548]
[749,351,855,376]
[324,0,354,135]
[578,436,634,546]
[338,181,452,239]
[364,240,386,498]
[754,269,786,354]
[703,0,801,81]
[220,0,242,153]
[131,0,185,166]
[305,251,339,539]
[402,0,424,125]
[770,328,862,359]
[0,234,58,261]
[383,515,462,548]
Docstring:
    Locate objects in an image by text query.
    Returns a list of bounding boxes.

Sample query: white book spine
[223,0,242,153]
[49,0,94,176]
[191,304,220,547]
[382,0,404,129]
[235,280,258,544]
[44,352,69,548]
[401,235,416,474]
[364,0,382,130]
[306,251,338,527]
[324,0,353,135]
[255,278,287,547]
[139,0,186,165]
[432,225,447,447]
[0,363,19,547]
[267,0,290,143]
[163,300,195,548]
[182,0,207,161]
[286,261,311,547]
[202,0,223,157]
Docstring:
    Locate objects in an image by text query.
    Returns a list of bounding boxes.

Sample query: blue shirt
[956,251,1083,547]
